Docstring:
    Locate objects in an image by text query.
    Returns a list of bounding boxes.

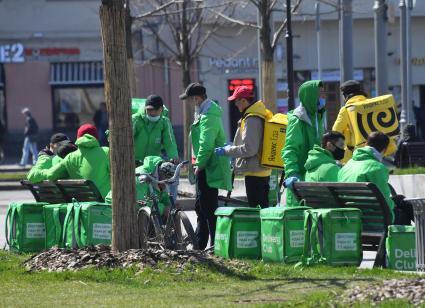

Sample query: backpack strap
[5,205,16,246]
[73,200,84,248]
[53,208,62,247]
[62,203,76,248]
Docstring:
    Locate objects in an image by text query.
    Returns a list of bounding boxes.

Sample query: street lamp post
[286,0,295,111]
[399,0,408,136]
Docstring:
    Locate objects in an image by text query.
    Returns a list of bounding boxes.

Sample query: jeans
[20,136,38,165]
[245,176,270,208]
[195,170,218,250]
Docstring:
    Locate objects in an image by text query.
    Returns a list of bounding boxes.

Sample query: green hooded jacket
[105,156,170,215]
[281,80,325,206]
[41,134,111,199]
[132,112,178,161]
[191,100,232,191]
[27,155,63,183]
[304,145,340,182]
[338,146,395,222]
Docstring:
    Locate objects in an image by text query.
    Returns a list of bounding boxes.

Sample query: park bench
[397,141,425,168]
[292,182,392,268]
[20,179,104,203]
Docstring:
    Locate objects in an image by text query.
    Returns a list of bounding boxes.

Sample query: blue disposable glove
[214,145,231,156]
[284,176,299,189]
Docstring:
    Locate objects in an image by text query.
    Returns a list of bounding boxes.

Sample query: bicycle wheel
[138,207,162,249]
[167,210,198,251]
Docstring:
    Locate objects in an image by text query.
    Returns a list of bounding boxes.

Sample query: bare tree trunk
[261,60,277,112]
[181,0,193,159]
[125,0,137,97]
[259,1,277,112]
[100,0,138,251]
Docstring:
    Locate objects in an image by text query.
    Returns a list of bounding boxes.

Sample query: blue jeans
[20,136,38,165]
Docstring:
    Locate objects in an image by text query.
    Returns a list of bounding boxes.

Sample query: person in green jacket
[27,133,73,183]
[305,131,345,182]
[338,131,413,225]
[180,82,232,250]
[132,94,178,163]
[282,80,326,206]
[105,156,172,218]
[38,124,111,199]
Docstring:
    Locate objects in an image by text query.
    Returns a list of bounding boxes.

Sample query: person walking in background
[20,108,39,166]
[93,102,108,146]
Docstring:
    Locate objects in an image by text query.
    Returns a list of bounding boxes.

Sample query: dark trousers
[245,176,270,208]
[195,170,218,250]
[393,194,414,225]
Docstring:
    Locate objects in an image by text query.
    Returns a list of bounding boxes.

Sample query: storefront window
[53,87,104,131]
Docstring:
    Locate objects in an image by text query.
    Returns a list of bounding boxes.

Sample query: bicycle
[136,160,198,251]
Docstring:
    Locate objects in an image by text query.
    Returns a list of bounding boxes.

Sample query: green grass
[392,167,425,175]
[0,251,418,307]
[0,172,27,181]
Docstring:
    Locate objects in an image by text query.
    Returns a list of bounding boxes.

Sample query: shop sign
[0,43,25,63]
[208,57,258,73]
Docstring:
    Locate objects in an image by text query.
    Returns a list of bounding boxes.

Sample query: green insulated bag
[5,202,48,252]
[301,208,362,266]
[43,203,70,249]
[63,202,112,249]
[214,207,261,259]
[386,225,416,271]
[260,206,310,263]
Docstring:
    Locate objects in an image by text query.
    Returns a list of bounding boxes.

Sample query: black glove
[38,147,54,157]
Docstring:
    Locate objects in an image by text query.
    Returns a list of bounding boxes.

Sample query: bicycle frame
[137,160,189,225]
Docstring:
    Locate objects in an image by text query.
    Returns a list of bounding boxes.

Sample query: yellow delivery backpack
[261,113,288,169]
[242,110,288,170]
[346,94,399,156]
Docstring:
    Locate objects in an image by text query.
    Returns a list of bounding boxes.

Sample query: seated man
[304,131,345,182]
[338,131,413,225]
[27,133,74,183]
[39,124,111,199]
[105,156,174,220]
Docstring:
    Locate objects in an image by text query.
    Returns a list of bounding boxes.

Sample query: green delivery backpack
[43,203,71,249]
[300,208,362,266]
[386,225,416,271]
[5,202,48,252]
[260,206,311,263]
[214,207,261,259]
[63,201,112,249]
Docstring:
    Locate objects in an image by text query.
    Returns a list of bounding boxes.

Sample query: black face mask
[331,144,345,161]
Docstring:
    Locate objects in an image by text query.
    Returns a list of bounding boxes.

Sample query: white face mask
[147,114,160,122]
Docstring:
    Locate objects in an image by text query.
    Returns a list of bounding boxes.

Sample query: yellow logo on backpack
[241,102,288,170]
[261,113,288,169]
[346,94,399,155]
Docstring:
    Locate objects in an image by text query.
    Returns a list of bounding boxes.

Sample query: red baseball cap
[77,124,99,140]
[228,86,253,101]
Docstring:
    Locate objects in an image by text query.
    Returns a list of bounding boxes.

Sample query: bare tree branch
[208,8,260,29]
[132,0,176,19]
[271,0,302,49]
[133,2,235,18]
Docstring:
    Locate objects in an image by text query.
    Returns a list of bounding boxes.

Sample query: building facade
[2,0,425,155]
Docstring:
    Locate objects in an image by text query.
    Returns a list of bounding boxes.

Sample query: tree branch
[271,0,303,50]
[208,8,260,29]
[132,0,176,19]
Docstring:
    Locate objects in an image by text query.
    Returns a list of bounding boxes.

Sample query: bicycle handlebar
[136,160,189,185]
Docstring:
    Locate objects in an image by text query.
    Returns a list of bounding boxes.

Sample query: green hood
[352,146,378,162]
[75,134,99,149]
[136,156,163,174]
[298,80,322,115]
[202,99,223,118]
[304,145,336,172]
